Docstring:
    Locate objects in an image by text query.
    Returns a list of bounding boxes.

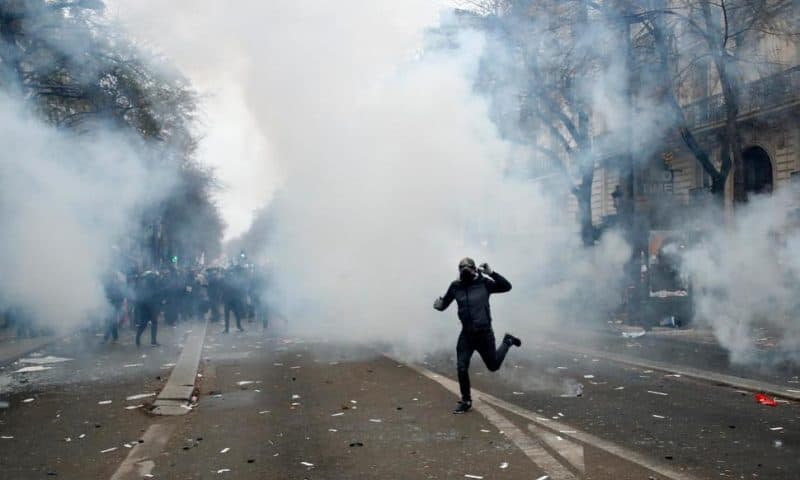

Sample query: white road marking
[391,355,701,480]
[109,423,176,480]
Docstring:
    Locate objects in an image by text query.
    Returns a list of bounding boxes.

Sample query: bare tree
[632,0,797,202]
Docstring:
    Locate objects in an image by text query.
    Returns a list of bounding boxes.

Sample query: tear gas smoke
[681,188,800,366]
[0,95,174,332]
[112,2,632,361]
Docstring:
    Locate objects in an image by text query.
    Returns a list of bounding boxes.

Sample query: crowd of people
[1,259,273,347]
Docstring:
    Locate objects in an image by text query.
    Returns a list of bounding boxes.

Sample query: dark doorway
[736,146,773,202]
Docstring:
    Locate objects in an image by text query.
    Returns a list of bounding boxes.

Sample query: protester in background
[433,258,521,414]
[222,264,247,333]
[134,270,161,347]
[102,271,126,344]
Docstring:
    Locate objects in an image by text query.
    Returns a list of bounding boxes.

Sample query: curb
[152,320,208,415]
[543,341,800,402]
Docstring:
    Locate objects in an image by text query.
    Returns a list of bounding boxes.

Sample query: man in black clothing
[222,265,247,333]
[434,257,521,414]
[134,270,162,347]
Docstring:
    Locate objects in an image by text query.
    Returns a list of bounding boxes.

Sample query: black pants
[135,303,158,346]
[456,328,510,402]
[224,299,243,331]
[103,316,119,342]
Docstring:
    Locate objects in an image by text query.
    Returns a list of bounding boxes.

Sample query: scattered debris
[22,398,34,403]
[769,427,784,431]
[622,331,645,339]
[100,447,118,453]
[1,436,13,439]
[755,393,778,407]
[329,429,338,432]
[647,390,669,396]
[13,366,53,374]
[774,440,783,448]
[480,429,490,433]
[19,356,72,365]
[292,394,301,400]
[98,400,113,405]
[652,414,666,419]
[125,405,144,410]
[123,363,144,368]
[300,461,314,467]
[464,475,484,479]
[126,393,156,401]
[512,391,524,395]
[535,476,550,480]
[236,381,255,386]
[369,418,382,423]
[78,434,86,439]
[331,412,344,417]
[220,447,230,453]
[583,375,594,379]
[499,462,509,469]
[258,410,271,415]
[216,469,231,474]
[614,386,625,390]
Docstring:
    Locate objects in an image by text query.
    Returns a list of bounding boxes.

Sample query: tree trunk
[574,168,595,246]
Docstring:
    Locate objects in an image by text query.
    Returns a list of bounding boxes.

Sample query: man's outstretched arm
[434,284,455,311]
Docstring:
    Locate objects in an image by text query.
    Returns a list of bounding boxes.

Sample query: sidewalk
[540,323,800,399]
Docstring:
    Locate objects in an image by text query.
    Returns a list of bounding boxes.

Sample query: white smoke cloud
[106,2,632,362]
[0,94,173,331]
[682,188,800,365]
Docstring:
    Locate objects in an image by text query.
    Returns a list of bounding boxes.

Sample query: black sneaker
[453,400,472,414]
[504,333,522,347]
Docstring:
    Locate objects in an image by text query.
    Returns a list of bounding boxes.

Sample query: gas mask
[458,257,478,282]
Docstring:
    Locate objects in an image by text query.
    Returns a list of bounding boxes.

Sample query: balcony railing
[683,66,800,128]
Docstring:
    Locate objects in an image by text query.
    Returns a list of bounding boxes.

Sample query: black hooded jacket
[435,271,511,330]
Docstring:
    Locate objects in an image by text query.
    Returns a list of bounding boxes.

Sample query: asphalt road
[2,322,799,479]
[423,339,800,479]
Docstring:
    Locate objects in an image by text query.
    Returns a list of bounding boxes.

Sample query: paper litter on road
[216,469,231,474]
[331,412,345,417]
[100,447,118,453]
[292,394,301,399]
[652,414,666,419]
[126,393,156,401]
[258,410,271,414]
[557,412,564,417]
[480,429,491,433]
[78,434,86,439]
[499,462,509,469]
[291,402,301,406]
[123,443,133,448]
[643,370,654,373]
[328,429,338,432]
[350,400,357,404]
[300,461,314,467]
[13,366,53,373]
[1,436,13,439]
[236,381,255,386]
[770,427,784,431]
[622,331,645,338]
[614,386,625,390]
[665,374,682,378]
[369,418,382,423]
[220,447,230,453]
[22,398,34,403]
[19,356,72,365]
[512,391,524,395]
[647,390,669,396]
[98,400,113,405]
[535,476,550,480]
[125,405,144,410]
[123,363,144,368]
[464,475,484,479]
